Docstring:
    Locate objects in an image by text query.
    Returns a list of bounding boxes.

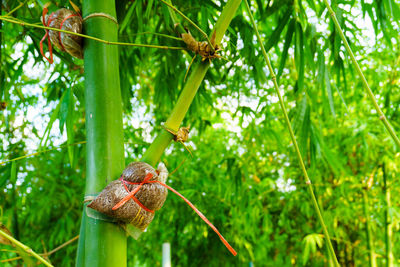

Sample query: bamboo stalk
[363,189,377,267]
[243,0,339,266]
[383,163,394,267]
[0,230,53,267]
[75,0,126,266]
[321,1,400,148]
[142,0,242,166]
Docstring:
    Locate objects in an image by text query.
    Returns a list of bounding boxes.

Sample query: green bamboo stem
[383,163,394,267]
[127,31,182,41]
[142,0,242,166]
[322,0,400,148]
[0,229,53,267]
[363,190,377,267]
[243,0,339,266]
[75,0,126,266]
[159,0,215,51]
[0,16,184,50]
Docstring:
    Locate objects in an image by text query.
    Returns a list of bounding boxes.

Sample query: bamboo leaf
[264,9,292,52]
[295,21,304,93]
[39,91,66,148]
[145,0,154,19]
[59,88,71,134]
[10,161,17,184]
[277,18,295,80]
[119,1,137,34]
[324,68,336,119]
[136,0,144,32]
[66,88,75,165]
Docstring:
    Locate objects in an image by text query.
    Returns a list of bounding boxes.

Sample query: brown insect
[163,126,192,157]
[181,31,222,63]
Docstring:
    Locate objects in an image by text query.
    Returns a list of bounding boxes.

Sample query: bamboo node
[83,13,118,25]
[83,195,96,203]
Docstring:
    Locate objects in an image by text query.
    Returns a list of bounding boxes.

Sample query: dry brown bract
[0,102,7,111]
[181,31,221,63]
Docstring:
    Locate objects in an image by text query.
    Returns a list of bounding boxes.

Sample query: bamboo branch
[0,235,79,263]
[243,0,339,266]
[0,141,87,166]
[0,16,185,50]
[142,0,242,166]
[0,230,53,267]
[43,235,79,257]
[321,0,400,149]
[123,31,182,41]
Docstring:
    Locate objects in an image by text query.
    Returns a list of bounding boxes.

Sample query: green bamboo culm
[75,0,126,266]
[321,0,400,149]
[383,163,394,267]
[142,0,242,166]
[242,0,340,266]
[363,189,377,267]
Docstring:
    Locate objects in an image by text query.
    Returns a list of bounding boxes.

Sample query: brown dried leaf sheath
[88,162,168,231]
[45,8,83,59]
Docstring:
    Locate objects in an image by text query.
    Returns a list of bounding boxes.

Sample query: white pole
[162,242,171,267]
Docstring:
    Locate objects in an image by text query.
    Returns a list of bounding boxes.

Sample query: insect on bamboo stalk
[243,0,340,266]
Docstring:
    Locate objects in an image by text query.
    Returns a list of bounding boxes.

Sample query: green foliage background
[1,0,400,266]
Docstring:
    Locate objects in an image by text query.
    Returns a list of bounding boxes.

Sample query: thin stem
[322,0,400,148]
[159,0,215,51]
[0,235,79,263]
[243,0,339,266]
[0,141,86,166]
[0,230,53,267]
[124,31,182,41]
[383,163,394,267]
[363,190,377,267]
[0,16,185,50]
[43,235,79,257]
